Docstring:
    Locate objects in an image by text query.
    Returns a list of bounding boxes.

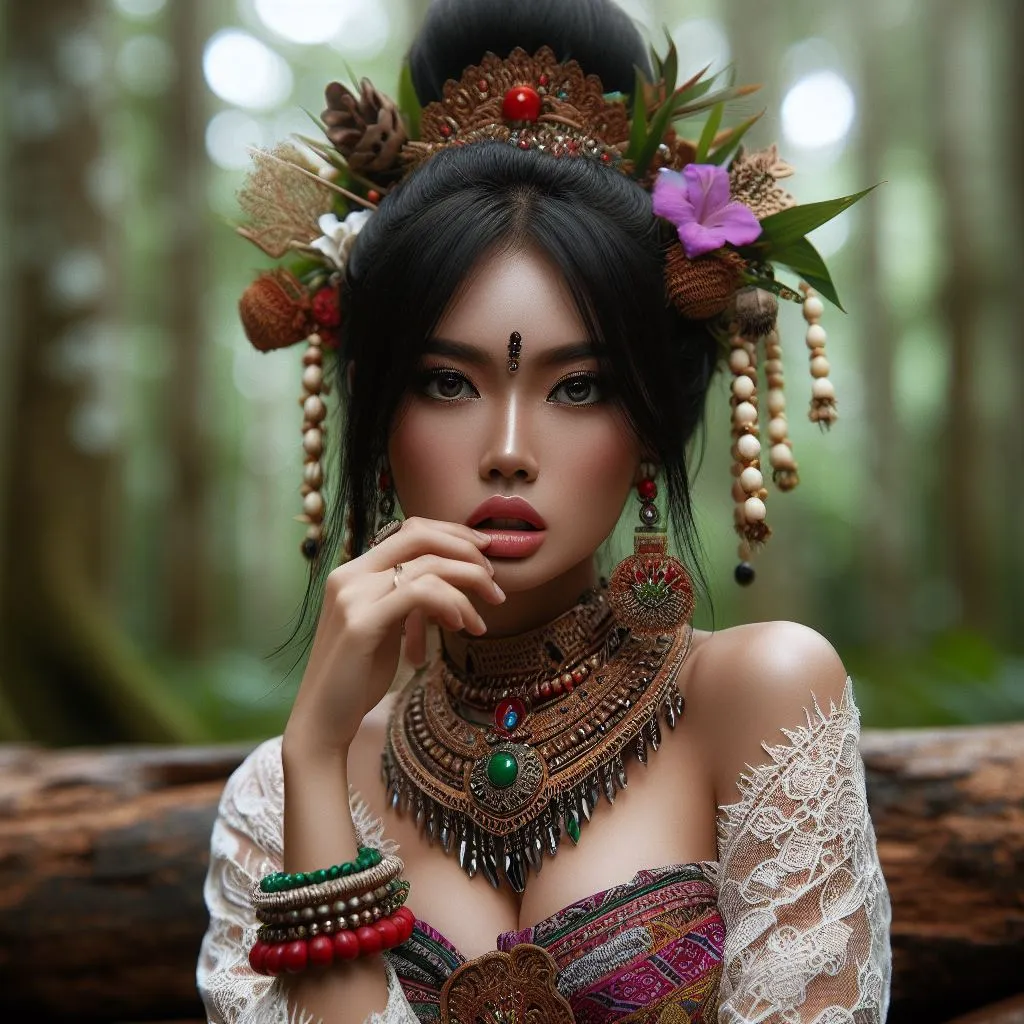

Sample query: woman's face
[388,246,641,609]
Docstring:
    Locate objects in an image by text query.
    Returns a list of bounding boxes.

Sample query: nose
[478,391,539,482]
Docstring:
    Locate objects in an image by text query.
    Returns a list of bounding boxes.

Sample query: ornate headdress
[234,39,870,582]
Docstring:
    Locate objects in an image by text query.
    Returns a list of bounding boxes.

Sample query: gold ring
[393,563,404,587]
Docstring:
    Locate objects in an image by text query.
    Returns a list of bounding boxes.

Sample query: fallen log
[0,724,1020,1023]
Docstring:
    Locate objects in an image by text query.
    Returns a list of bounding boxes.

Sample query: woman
[198,1,892,1021]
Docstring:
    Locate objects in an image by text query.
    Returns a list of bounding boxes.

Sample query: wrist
[281,727,353,771]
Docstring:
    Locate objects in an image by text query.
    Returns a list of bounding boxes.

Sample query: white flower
[309,209,372,270]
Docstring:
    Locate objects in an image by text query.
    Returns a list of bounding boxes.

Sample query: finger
[360,517,493,573]
[395,554,505,606]
[402,608,428,667]
[386,574,488,636]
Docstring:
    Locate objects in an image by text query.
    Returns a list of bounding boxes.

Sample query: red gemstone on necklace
[494,696,526,735]
[503,85,542,123]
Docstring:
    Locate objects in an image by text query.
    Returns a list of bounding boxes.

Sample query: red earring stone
[502,85,542,123]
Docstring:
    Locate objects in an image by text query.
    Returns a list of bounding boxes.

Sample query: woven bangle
[249,906,416,975]
[259,846,382,893]
[250,854,403,912]
[257,885,409,944]
[256,878,407,927]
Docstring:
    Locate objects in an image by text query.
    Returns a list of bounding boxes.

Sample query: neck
[448,555,599,641]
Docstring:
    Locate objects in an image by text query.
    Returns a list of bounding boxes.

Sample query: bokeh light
[781,69,856,150]
[253,0,353,45]
[203,29,292,110]
[205,109,266,170]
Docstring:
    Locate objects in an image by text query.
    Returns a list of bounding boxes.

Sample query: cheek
[550,412,640,526]
[388,403,473,516]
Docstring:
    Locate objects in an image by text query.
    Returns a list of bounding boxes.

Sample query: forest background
[2,0,1022,747]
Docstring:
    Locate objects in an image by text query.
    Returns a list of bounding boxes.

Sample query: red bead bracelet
[248,906,416,975]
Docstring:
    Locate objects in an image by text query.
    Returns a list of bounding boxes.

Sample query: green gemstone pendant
[486,751,519,788]
[564,808,581,845]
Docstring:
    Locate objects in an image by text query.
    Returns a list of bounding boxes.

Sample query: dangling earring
[371,462,401,546]
[608,463,695,635]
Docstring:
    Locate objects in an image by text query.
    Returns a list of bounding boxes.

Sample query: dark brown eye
[549,373,602,405]
[422,369,476,401]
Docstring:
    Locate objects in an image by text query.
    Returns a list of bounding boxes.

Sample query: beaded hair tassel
[802,286,838,426]
[298,333,329,561]
[729,283,836,584]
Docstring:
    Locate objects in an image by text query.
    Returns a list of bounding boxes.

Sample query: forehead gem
[507,331,522,373]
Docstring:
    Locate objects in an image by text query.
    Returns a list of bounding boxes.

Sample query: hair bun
[408,0,649,105]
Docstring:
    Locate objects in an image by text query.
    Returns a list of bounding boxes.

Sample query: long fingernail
[493,582,505,600]
[472,530,491,544]
[485,559,495,575]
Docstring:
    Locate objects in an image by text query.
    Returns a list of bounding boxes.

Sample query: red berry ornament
[638,478,657,501]
[311,287,341,328]
[502,85,542,123]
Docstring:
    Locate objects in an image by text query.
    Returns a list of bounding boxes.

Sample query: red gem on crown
[502,85,542,123]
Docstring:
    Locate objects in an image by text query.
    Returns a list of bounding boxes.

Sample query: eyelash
[418,368,604,406]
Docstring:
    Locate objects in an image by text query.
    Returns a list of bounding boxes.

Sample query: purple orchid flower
[652,163,762,258]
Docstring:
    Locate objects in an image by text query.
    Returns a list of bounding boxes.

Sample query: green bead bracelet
[259,846,383,893]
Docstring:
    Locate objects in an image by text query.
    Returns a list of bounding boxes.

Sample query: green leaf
[756,185,877,249]
[707,110,763,166]
[626,65,649,162]
[634,77,731,174]
[740,271,803,303]
[674,82,760,121]
[398,61,421,141]
[769,237,845,310]
[694,102,724,163]
[660,30,678,96]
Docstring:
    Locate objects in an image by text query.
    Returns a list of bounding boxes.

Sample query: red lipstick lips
[466,496,547,558]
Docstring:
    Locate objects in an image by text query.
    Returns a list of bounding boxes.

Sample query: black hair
[280,0,718,657]
[408,0,651,103]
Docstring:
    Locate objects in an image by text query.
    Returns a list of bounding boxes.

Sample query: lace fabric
[196,679,890,1023]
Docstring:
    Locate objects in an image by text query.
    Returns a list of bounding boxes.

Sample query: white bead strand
[728,331,771,584]
[763,328,799,491]
[297,333,326,560]
[801,284,839,427]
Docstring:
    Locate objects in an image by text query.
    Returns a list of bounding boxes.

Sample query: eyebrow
[423,337,597,366]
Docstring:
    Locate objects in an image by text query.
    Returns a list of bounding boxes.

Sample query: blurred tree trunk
[164,0,212,657]
[929,0,993,633]
[1004,0,1024,642]
[854,0,911,647]
[0,0,200,743]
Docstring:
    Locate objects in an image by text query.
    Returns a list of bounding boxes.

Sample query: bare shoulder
[684,621,850,806]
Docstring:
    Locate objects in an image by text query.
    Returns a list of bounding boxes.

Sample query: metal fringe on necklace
[381,597,693,893]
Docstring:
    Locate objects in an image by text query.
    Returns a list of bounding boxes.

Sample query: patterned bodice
[392,863,723,1022]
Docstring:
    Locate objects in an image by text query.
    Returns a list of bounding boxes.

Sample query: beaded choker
[382,586,692,892]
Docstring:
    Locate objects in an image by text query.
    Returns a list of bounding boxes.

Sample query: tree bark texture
[0,0,201,744]
[0,726,1021,1022]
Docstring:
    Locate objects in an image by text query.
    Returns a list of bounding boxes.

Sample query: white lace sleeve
[196,736,420,1024]
[710,679,892,1024]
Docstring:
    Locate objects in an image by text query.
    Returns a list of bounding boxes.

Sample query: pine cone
[322,79,407,182]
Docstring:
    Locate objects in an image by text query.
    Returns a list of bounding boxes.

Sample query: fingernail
[472,530,491,544]
[493,582,505,600]
[485,559,495,575]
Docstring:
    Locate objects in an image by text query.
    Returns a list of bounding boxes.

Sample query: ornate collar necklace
[382,586,692,892]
